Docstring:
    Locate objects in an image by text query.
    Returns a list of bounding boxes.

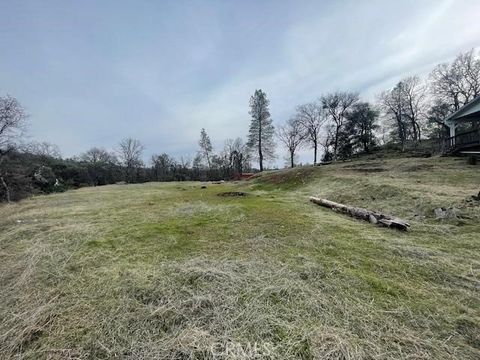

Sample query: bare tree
[277,118,305,168]
[118,138,144,183]
[321,91,359,160]
[430,49,480,113]
[79,147,119,186]
[223,138,250,176]
[295,101,325,164]
[400,76,427,141]
[0,95,27,150]
[177,156,192,180]
[0,95,28,203]
[319,124,335,162]
[378,76,426,149]
[425,99,451,138]
[151,153,174,181]
[379,86,407,150]
[80,147,117,164]
[24,141,61,159]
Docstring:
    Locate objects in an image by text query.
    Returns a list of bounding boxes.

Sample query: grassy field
[1,156,479,359]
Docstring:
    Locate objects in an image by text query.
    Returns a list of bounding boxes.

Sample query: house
[444,96,480,155]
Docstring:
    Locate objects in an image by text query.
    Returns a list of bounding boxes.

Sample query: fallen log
[309,197,410,231]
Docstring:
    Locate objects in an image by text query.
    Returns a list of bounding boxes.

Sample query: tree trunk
[411,119,418,141]
[398,120,406,152]
[313,139,317,165]
[1,176,11,204]
[309,197,410,231]
[258,123,263,172]
[290,151,295,168]
[259,147,263,171]
[333,126,339,161]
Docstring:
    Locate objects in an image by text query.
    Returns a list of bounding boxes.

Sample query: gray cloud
[1,0,479,165]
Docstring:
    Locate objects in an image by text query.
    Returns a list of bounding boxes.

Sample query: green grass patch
[1,157,479,359]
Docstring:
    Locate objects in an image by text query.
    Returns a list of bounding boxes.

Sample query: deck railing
[444,129,480,152]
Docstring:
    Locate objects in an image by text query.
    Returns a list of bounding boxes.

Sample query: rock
[471,191,480,201]
[434,208,446,219]
[217,191,247,197]
[434,207,461,220]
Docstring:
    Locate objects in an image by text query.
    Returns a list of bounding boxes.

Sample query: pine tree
[247,89,275,171]
[198,128,213,169]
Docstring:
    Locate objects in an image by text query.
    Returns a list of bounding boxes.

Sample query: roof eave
[445,96,480,122]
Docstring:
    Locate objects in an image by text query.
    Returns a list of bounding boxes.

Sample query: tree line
[1,49,479,202]
[0,135,254,202]
[273,49,480,167]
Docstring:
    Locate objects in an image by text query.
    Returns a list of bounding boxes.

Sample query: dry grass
[1,157,479,359]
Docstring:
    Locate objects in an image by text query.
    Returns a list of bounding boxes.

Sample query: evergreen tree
[198,128,213,169]
[346,102,378,154]
[247,89,275,171]
[335,102,378,159]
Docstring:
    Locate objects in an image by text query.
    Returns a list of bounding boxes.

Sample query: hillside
[1,156,479,359]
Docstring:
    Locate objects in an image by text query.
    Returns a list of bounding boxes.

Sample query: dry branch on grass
[309,197,410,231]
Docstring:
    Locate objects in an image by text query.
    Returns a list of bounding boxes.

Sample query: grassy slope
[0,156,479,359]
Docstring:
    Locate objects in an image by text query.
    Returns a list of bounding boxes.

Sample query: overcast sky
[1,0,479,166]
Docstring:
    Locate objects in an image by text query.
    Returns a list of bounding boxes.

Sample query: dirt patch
[217,191,248,197]
[403,164,434,172]
[343,162,383,168]
[349,167,386,173]
[343,162,387,172]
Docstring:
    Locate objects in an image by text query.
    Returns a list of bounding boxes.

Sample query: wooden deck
[443,129,480,154]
